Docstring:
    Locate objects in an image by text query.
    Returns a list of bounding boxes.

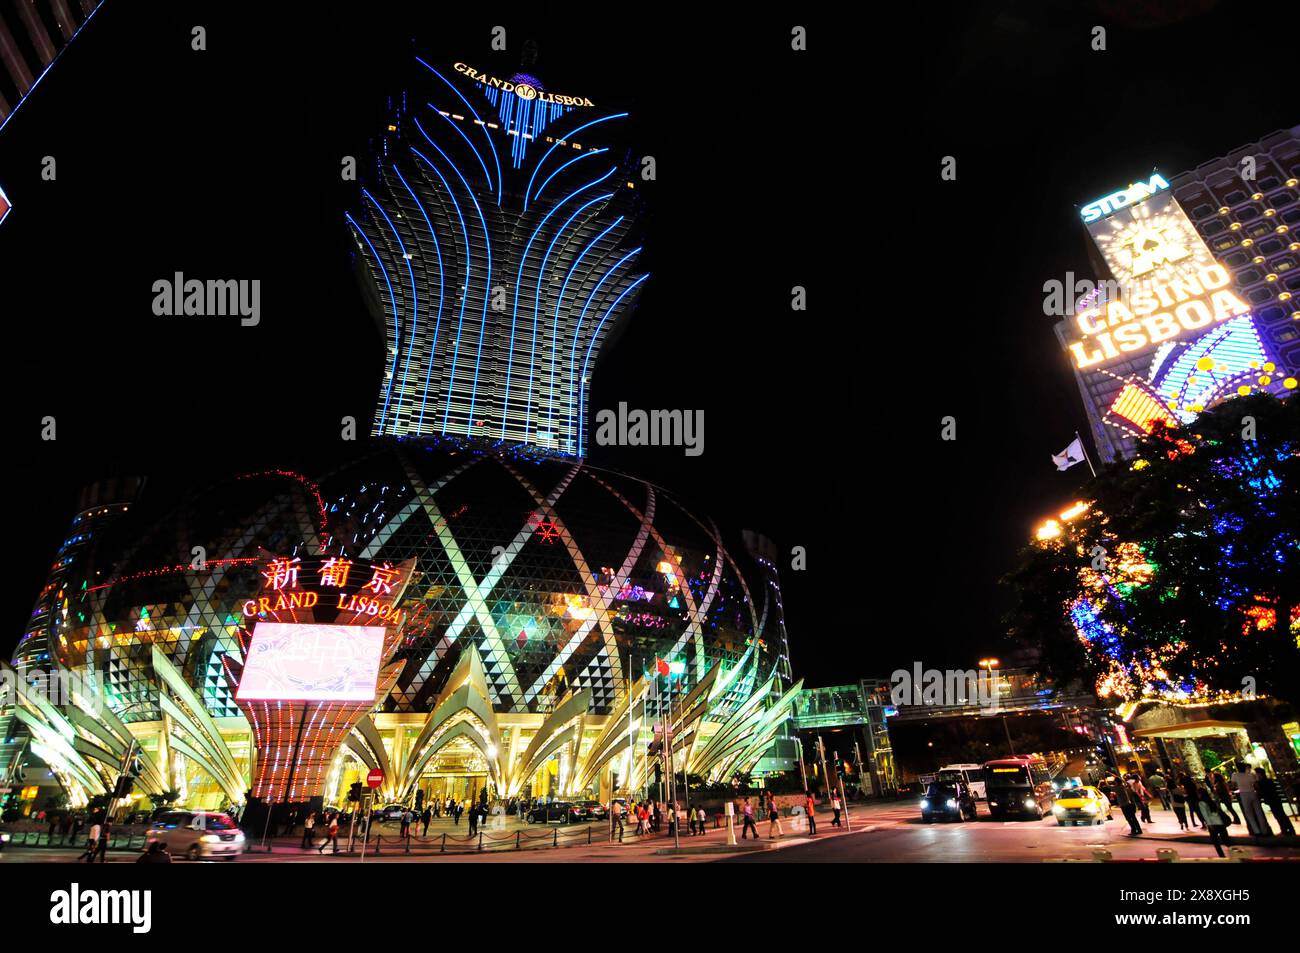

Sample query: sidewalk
[1098,810,1299,852]
[243,818,870,862]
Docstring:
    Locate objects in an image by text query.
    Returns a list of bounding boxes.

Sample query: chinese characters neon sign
[242,556,407,626]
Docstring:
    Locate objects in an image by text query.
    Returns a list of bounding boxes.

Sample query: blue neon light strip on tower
[345,212,400,431]
[526,191,616,439]
[480,86,568,170]
[425,102,494,194]
[579,273,651,454]
[533,148,608,205]
[547,216,624,435]
[501,167,618,439]
[363,188,417,428]
[392,164,446,433]
[523,113,628,214]
[416,57,503,206]
[410,145,473,434]
[567,247,642,448]
[414,119,493,434]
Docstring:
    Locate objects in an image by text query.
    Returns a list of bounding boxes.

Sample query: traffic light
[348,781,363,804]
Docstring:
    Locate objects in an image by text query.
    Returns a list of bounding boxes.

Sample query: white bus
[937,763,987,800]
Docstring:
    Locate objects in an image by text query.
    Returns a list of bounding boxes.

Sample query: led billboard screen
[236,622,385,702]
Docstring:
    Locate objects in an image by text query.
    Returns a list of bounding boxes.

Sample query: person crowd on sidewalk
[1088,758,1298,848]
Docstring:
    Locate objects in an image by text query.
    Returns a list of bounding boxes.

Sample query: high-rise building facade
[347,59,647,456]
[1057,127,1300,461]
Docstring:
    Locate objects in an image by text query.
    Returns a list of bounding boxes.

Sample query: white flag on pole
[1051,437,1086,471]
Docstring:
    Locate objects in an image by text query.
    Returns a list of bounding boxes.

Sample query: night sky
[0,2,1293,686]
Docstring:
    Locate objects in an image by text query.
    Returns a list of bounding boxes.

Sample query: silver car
[145,810,246,861]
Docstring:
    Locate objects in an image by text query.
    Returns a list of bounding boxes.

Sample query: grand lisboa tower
[2,54,799,815]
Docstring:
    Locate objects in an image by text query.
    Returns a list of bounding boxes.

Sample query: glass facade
[11,443,793,756]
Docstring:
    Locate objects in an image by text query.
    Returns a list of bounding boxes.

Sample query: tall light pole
[980,658,1015,756]
[667,659,685,848]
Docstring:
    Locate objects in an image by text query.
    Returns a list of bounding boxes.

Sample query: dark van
[983,756,1055,820]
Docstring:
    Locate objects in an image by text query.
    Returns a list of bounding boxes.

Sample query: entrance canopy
[1131,719,1248,740]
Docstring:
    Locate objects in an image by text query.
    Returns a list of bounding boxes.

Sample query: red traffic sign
[366,769,384,789]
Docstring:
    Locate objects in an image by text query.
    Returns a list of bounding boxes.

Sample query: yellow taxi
[1051,785,1111,826]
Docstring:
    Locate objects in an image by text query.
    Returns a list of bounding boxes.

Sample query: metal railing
[327,816,728,856]
[1,829,150,851]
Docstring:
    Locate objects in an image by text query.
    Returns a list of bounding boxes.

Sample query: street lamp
[980,659,1015,756]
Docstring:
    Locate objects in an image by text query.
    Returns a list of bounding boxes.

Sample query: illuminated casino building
[346,58,647,456]
[1057,127,1300,461]
[2,53,797,816]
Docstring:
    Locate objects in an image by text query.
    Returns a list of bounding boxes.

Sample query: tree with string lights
[1004,393,1299,706]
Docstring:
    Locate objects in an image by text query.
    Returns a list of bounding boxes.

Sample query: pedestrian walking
[93,819,112,862]
[1195,784,1231,858]
[1254,767,1295,837]
[467,804,479,836]
[1231,764,1270,836]
[79,819,102,863]
[635,802,648,835]
[611,800,625,842]
[1179,774,1203,827]
[1169,782,1190,830]
[1127,774,1152,824]
[421,806,431,836]
[768,797,784,838]
[1210,773,1241,825]
[318,815,339,854]
[697,805,707,834]
[301,811,315,849]
[739,797,759,839]
[1112,776,1142,835]
[830,793,843,828]
[804,792,817,834]
[1147,770,1171,811]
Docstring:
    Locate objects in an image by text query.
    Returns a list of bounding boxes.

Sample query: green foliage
[148,789,181,808]
[1004,394,1299,703]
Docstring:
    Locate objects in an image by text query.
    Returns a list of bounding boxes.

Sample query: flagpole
[1076,430,1098,478]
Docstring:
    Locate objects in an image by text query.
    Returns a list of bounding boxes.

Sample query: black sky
[0,1,1294,686]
